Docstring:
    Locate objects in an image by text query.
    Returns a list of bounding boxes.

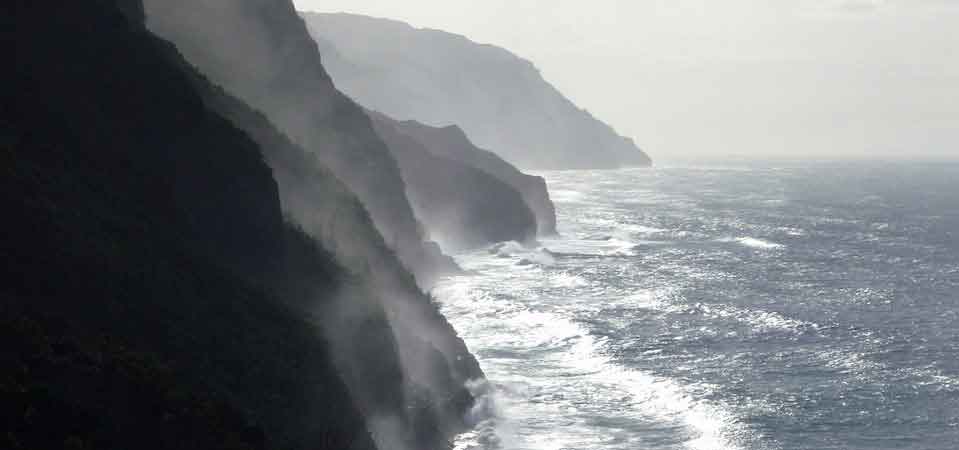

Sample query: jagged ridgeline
[139,0,485,447]
[383,117,559,237]
[367,110,538,251]
[3,1,375,449]
[195,68,484,449]
[301,12,653,170]
[140,0,456,287]
[4,0,482,449]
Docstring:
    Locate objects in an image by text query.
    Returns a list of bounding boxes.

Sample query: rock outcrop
[143,0,456,286]
[141,0,486,446]
[369,111,538,251]
[3,1,375,448]
[389,118,559,236]
[198,83,483,449]
[4,1,488,449]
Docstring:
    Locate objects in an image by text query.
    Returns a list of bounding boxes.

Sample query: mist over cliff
[193,79,477,449]
[368,110,538,251]
[4,0,498,449]
[141,0,488,447]
[3,1,376,448]
[2,0,606,447]
[142,0,454,286]
[301,12,652,170]
[386,118,558,237]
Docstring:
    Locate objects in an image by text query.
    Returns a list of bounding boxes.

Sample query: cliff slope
[143,0,455,286]
[200,83,484,448]
[369,111,537,251]
[389,119,559,236]
[301,12,652,170]
[141,0,486,445]
[2,1,375,448]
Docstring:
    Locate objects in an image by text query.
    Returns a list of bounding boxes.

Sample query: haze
[295,0,957,162]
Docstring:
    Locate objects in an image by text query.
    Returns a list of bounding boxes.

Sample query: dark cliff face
[389,119,560,237]
[180,43,415,445]
[369,111,538,251]
[139,0,485,445]
[199,83,484,448]
[141,0,456,285]
[3,1,374,449]
[301,12,653,170]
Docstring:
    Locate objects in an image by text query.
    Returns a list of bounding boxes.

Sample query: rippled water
[436,162,959,450]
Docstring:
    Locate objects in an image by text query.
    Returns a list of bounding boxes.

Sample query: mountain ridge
[144,1,456,287]
[3,1,377,448]
[141,1,486,446]
[368,110,539,251]
[387,118,558,236]
[302,11,653,170]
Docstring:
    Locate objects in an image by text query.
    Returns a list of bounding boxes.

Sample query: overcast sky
[295,0,957,161]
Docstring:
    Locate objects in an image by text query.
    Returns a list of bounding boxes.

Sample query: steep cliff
[368,111,537,251]
[388,119,559,236]
[301,12,652,170]
[2,1,375,448]
[140,0,486,445]
[198,83,484,448]
[142,0,456,285]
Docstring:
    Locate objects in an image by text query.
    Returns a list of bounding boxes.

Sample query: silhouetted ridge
[195,75,484,449]
[191,79,413,429]
[389,118,559,236]
[141,0,486,447]
[3,1,375,449]
[368,110,538,251]
[143,0,457,286]
[301,12,653,169]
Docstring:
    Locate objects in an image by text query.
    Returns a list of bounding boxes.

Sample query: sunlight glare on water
[437,163,959,450]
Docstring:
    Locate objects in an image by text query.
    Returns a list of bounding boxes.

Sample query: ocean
[437,162,959,450]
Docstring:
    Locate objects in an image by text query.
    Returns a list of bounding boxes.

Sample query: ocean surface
[436,162,959,450]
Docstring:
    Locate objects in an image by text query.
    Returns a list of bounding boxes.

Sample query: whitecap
[545,271,588,289]
[562,331,747,450]
[622,224,669,234]
[550,189,588,203]
[719,237,784,249]
[529,249,558,266]
[440,276,747,450]
[621,290,817,334]
[489,240,529,257]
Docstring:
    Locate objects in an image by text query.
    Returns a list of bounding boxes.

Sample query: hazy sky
[295,0,957,161]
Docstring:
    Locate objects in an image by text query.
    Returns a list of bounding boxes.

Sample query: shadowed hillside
[2,1,376,448]
[140,0,486,447]
[387,118,559,236]
[197,79,484,449]
[369,111,537,251]
[142,0,456,286]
